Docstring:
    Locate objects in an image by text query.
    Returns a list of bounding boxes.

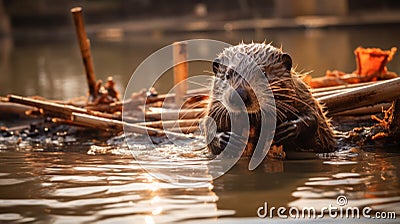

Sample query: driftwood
[319,77,400,115]
[331,103,391,116]
[85,102,122,114]
[144,87,209,105]
[312,82,381,99]
[145,108,205,120]
[312,81,378,93]
[3,94,204,135]
[7,95,119,120]
[71,112,191,139]
[71,7,97,100]
[136,118,200,129]
[167,126,200,134]
[136,119,201,134]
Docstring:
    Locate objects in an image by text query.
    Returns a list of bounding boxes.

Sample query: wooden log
[136,118,200,129]
[71,112,192,139]
[167,126,200,134]
[332,115,374,123]
[0,101,35,119]
[71,7,97,100]
[319,77,400,115]
[313,81,386,98]
[51,117,92,129]
[313,89,346,98]
[145,87,209,104]
[145,108,205,120]
[312,81,379,93]
[9,95,87,118]
[85,102,122,114]
[173,41,188,107]
[332,103,391,116]
[7,95,118,120]
[306,73,381,89]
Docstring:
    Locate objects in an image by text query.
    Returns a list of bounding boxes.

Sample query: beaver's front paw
[208,132,247,155]
[274,116,317,145]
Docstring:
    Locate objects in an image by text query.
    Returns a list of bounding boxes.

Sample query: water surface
[0,146,399,223]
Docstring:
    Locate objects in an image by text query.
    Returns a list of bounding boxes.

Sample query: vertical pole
[71,7,97,101]
[173,41,188,107]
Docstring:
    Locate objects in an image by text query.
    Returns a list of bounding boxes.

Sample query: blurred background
[1,0,400,99]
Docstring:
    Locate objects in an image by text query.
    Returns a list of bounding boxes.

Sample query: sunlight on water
[0,149,235,223]
[1,129,400,223]
[290,153,400,215]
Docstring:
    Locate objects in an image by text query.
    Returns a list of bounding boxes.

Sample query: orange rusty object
[305,46,398,88]
[354,46,397,78]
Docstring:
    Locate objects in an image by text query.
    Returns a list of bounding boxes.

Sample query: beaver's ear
[212,58,220,74]
[281,53,292,71]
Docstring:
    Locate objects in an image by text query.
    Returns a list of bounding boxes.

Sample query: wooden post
[71,7,97,101]
[173,41,188,107]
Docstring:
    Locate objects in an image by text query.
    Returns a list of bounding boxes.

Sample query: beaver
[204,42,336,157]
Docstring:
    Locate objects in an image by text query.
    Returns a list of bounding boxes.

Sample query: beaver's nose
[230,88,249,107]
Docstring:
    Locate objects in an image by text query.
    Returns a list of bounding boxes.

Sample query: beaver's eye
[281,53,292,71]
[226,69,234,79]
[212,59,221,74]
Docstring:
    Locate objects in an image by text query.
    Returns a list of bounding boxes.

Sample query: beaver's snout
[225,87,258,112]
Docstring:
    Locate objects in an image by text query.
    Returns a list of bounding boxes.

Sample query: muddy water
[0,150,226,223]
[1,26,400,223]
[0,146,399,223]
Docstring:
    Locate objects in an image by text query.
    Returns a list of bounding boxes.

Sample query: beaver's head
[211,42,292,115]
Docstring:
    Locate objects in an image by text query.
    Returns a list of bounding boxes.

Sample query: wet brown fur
[205,42,336,155]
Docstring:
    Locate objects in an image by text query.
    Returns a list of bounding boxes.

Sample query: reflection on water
[0,150,233,223]
[0,39,162,100]
[1,26,400,99]
[291,153,400,214]
[0,145,399,223]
